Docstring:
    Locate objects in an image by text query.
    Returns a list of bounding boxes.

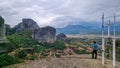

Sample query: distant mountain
[52,16,120,35]
[56,23,120,35]
[56,25,101,34]
[51,16,101,34]
[50,16,100,28]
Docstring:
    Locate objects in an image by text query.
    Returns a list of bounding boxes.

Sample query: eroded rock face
[32,26,56,43]
[0,16,5,38]
[56,33,67,40]
[5,24,11,35]
[10,18,39,34]
[22,19,40,30]
[10,18,56,43]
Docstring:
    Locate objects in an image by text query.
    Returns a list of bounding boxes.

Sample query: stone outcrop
[10,18,39,34]
[10,18,56,43]
[5,24,11,35]
[0,16,5,39]
[32,26,56,43]
[56,33,67,40]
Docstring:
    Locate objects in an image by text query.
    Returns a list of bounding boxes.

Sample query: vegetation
[0,31,67,67]
[39,41,66,51]
[3,29,114,67]
[116,39,120,61]
[73,48,90,54]
[34,41,66,58]
[7,32,37,48]
[17,50,27,59]
[34,45,46,53]
[0,42,17,54]
[0,53,23,67]
[66,38,101,46]
[104,39,120,62]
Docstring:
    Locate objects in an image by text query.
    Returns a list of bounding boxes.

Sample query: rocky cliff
[0,16,5,38]
[32,26,56,43]
[9,18,56,43]
[5,24,11,35]
[10,18,39,34]
[56,33,67,40]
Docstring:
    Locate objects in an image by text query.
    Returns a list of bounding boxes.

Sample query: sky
[0,0,120,28]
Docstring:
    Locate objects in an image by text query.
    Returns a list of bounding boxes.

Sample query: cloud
[0,0,120,28]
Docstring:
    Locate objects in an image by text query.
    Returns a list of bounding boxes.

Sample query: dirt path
[5,54,120,68]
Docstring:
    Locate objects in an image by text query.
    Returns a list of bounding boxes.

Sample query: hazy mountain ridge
[56,25,101,34]
[56,23,120,35]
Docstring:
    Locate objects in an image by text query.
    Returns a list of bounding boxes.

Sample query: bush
[116,39,120,61]
[55,53,61,58]
[28,55,36,60]
[53,41,66,50]
[26,54,36,60]
[17,50,27,59]
[34,46,46,53]
[7,33,37,48]
[40,41,66,51]
[0,54,22,67]
[73,48,90,54]
[0,42,17,53]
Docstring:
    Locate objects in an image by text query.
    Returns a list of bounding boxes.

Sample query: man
[92,41,98,59]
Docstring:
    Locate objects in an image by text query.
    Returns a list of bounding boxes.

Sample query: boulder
[9,18,39,34]
[56,33,67,40]
[32,26,56,43]
[5,24,11,35]
[0,16,5,39]
[9,18,56,43]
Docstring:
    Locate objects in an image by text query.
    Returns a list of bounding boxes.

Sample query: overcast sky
[0,0,120,28]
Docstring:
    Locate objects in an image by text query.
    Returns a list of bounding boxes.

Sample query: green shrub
[27,54,36,60]
[7,33,37,48]
[17,50,27,59]
[40,41,66,51]
[34,46,46,53]
[0,54,22,67]
[73,48,90,54]
[116,39,120,61]
[0,42,16,53]
[55,53,60,58]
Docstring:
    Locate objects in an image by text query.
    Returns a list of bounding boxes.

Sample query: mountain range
[50,16,120,35]
[56,23,120,35]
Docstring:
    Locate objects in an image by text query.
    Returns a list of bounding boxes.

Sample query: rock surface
[56,33,67,40]
[10,18,39,34]
[10,18,56,43]
[32,26,56,43]
[5,24,11,35]
[0,16,5,38]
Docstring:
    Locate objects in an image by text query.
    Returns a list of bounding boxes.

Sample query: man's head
[93,41,96,44]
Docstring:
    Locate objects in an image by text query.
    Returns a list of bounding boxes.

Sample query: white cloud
[0,0,120,28]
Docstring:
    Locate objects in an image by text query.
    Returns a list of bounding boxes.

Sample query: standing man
[92,41,98,59]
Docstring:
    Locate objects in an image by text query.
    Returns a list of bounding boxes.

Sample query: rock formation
[0,16,5,40]
[32,26,56,43]
[56,33,67,40]
[10,18,56,43]
[5,24,11,35]
[10,18,39,34]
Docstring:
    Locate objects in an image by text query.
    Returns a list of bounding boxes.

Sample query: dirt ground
[4,54,120,68]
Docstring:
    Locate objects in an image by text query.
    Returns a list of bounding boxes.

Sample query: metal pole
[102,13,105,65]
[113,13,116,67]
